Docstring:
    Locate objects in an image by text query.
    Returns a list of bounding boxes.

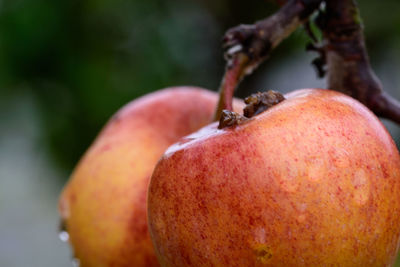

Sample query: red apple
[148,89,400,266]
[58,87,243,266]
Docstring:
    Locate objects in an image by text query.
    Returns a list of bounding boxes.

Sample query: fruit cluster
[59,87,400,266]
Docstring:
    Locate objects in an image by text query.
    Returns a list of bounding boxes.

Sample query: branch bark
[320,0,400,124]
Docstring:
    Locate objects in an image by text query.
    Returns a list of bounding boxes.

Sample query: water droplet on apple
[59,231,69,242]
[352,169,370,205]
[72,258,80,267]
[254,227,266,243]
[58,219,69,242]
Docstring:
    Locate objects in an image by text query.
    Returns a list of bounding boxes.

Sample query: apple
[58,87,243,266]
[148,89,400,266]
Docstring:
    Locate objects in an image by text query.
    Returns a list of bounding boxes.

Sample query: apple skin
[148,89,400,266]
[58,87,243,266]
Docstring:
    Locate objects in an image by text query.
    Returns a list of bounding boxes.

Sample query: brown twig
[213,0,323,121]
[318,0,400,124]
[214,0,400,125]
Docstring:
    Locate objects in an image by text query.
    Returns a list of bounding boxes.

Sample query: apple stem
[218,0,400,125]
[214,54,249,121]
[213,0,322,122]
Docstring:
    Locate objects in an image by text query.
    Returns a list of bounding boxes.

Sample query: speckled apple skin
[59,87,243,267]
[148,89,400,266]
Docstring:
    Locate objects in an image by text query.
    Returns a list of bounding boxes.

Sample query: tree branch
[318,0,400,124]
[213,0,323,120]
[214,0,400,125]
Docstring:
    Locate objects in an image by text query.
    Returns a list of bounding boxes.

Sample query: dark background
[0,0,399,266]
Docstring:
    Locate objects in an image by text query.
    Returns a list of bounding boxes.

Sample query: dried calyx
[244,90,285,118]
[218,110,249,129]
[218,90,285,129]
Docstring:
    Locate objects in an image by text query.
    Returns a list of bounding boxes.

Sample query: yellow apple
[59,87,242,266]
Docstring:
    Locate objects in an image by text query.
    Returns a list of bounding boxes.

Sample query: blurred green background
[0,0,399,266]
